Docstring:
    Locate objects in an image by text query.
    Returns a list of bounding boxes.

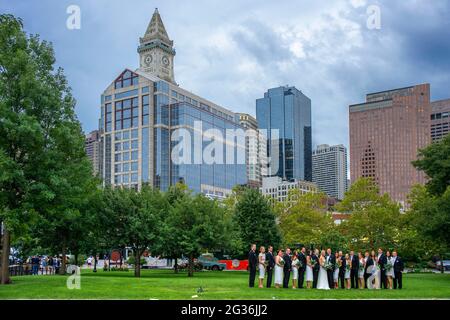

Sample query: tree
[167,193,229,277]
[233,188,282,253]
[277,191,334,248]
[336,178,401,252]
[0,14,91,283]
[412,134,450,196]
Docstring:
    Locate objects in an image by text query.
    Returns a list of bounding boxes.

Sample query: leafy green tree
[412,134,450,196]
[167,193,229,277]
[233,188,281,253]
[0,14,92,283]
[337,178,401,252]
[277,191,334,247]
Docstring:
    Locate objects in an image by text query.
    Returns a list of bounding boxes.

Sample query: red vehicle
[219,258,249,271]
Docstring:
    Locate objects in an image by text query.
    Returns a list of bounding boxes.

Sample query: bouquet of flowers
[359,264,364,272]
[279,257,285,267]
[335,259,342,268]
[324,260,333,271]
[345,264,351,272]
[292,259,300,268]
[385,261,393,272]
[310,259,317,268]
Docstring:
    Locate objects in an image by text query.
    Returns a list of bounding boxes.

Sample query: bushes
[126,256,146,266]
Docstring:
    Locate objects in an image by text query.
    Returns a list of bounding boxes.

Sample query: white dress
[258,253,266,279]
[385,257,394,277]
[317,261,330,290]
[345,263,351,279]
[333,264,339,281]
[306,264,313,282]
[358,259,365,278]
[292,260,299,280]
[274,259,283,285]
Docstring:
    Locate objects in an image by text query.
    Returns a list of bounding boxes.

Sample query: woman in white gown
[317,250,330,290]
[258,246,266,288]
[274,250,284,288]
[305,254,314,289]
[358,252,365,289]
[370,251,380,289]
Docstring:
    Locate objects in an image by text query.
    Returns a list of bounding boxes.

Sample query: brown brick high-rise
[349,84,431,207]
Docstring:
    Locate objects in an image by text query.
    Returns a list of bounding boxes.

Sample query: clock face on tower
[162,55,170,66]
[144,54,152,66]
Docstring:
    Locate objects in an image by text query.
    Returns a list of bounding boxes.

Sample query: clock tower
[138,8,176,83]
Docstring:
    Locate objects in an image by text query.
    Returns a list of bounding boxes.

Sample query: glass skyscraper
[256,86,312,181]
[98,9,246,197]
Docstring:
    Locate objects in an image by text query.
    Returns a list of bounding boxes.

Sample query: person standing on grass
[377,248,387,289]
[358,252,365,289]
[274,250,284,288]
[350,250,359,289]
[297,247,307,289]
[258,246,266,288]
[392,251,404,289]
[282,248,292,288]
[248,244,257,288]
[311,249,320,288]
[305,253,314,289]
[265,246,275,288]
[291,253,299,289]
[385,251,394,289]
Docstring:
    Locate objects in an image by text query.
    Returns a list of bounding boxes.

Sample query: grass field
[0,269,449,300]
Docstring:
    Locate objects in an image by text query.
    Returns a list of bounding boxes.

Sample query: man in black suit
[298,247,307,289]
[350,251,359,289]
[248,244,257,288]
[311,249,320,288]
[363,251,373,288]
[392,250,404,289]
[266,245,275,288]
[282,248,292,288]
[338,251,346,289]
[326,248,335,289]
[377,248,387,289]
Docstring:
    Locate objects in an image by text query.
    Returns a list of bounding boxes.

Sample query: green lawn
[0,269,449,300]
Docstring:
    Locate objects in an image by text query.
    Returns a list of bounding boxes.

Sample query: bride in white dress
[274,250,284,288]
[317,250,330,290]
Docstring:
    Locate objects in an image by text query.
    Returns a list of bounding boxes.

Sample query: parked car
[435,260,450,271]
[197,253,226,271]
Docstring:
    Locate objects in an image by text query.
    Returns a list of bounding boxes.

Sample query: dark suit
[338,256,346,289]
[298,252,307,288]
[364,257,374,288]
[377,253,387,289]
[393,256,404,289]
[326,254,335,289]
[282,253,292,288]
[311,254,320,288]
[248,250,257,288]
[266,251,275,288]
[350,254,359,288]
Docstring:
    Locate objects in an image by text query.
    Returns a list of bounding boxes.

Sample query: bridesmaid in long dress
[344,254,351,289]
[305,254,314,289]
[274,250,284,288]
[358,252,365,289]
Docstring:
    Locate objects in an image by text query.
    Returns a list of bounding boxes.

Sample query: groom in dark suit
[266,246,275,288]
[392,250,404,289]
[282,248,292,288]
[326,248,335,289]
[298,247,307,289]
[311,250,320,288]
[377,248,387,289]
[248,244,257,288]
[350,250,359,289]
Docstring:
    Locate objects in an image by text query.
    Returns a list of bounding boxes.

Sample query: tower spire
[138,9,176,83]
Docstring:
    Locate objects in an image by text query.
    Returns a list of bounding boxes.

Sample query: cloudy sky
[2,0,450,150]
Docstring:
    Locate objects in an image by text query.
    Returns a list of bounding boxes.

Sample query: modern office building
[85,130,101,175]
[349,84,431,206]
[98,9,246,196]
[430,99,450,141]
[261,176,317,203]
[235,113,267,188]
[312,144,348,200]
[256,86,312,182]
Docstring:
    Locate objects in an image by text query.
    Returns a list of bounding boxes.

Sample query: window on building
[115,70,139,89]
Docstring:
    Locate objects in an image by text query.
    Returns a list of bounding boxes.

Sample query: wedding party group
[248,244,405,290]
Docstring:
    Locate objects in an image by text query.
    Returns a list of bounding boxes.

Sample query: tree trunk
[0,228,11,284]
[93,254,98,273]
[74,253,78,267]
[134,250,141,278]
[60,240,67,275]
[174,257,178,274]
[188,254,194,277]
